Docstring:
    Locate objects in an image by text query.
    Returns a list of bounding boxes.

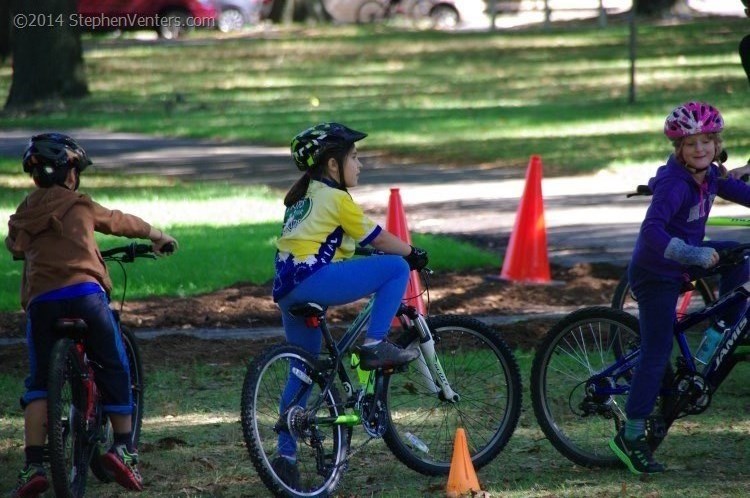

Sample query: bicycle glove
[404,245,428,271]
[664,238,717,269]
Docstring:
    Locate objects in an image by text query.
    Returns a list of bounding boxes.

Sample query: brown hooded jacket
[5,185,151,309]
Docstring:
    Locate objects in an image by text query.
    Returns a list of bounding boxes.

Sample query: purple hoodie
[631,154,750,278]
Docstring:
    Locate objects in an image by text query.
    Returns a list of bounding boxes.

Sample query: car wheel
[431,4,459,30]
[218,8,245,32]
[158,9,191,39]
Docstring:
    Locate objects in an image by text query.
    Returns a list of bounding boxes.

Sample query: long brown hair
[283,145,351,207]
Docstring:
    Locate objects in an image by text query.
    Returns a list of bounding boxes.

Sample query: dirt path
[0,262,624,375]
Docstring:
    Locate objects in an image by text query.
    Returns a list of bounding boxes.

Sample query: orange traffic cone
[500,155,552,284]
[386,188,427,315]
[445,428,481,497]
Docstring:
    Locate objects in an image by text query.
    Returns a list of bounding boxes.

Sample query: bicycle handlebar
[354,247,386,257]
[101,241,176,261]
[716,243,750,268]
[354,246,432,274]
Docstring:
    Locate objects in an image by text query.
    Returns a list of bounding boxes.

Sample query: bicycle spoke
[384,315,521,475]
[531,307,640,468]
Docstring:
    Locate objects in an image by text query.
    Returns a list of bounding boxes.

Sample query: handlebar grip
[159,242,176,255]
[626,185,653,198]
[133,243,153,255]
[354,247,385,256]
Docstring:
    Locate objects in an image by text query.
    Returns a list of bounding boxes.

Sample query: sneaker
[271,456,299,489]
[609,429,665,475]
[11,464,48,498]
[357,340,420,371]
[100,445,144,491]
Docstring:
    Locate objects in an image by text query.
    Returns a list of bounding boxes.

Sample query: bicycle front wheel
[530,306,640,468]
[47,339,90,498]
[90,326,145,482]
[241,344,348,497]
[384,315,522,475]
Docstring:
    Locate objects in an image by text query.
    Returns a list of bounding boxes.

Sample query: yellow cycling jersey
[273,180,382,301]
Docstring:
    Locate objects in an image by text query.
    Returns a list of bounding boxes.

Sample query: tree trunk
[634,0,678,16]
[0,1,10,62]
[5,0,88,110]
[282,0,296,23]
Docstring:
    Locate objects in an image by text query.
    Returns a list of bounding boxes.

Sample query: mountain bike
[530,243,750,469]
[46,242,172,497]
[240,250,522,497]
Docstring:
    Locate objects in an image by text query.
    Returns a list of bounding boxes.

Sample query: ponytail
[284,173,311,207]
[283,144,352,206]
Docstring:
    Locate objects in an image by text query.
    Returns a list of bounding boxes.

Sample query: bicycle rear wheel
[90,326,145,482]
[530,306,640,468]
[241,344,348,497]
[384,315,522,475]
[47,339,91,498]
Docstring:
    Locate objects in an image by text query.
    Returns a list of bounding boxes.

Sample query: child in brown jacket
[7,133,178,497]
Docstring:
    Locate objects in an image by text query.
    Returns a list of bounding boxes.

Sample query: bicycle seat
[54,318,88,340]
[288,302,326,318]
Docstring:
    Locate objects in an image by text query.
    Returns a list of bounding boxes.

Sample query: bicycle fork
[403,311,460,402]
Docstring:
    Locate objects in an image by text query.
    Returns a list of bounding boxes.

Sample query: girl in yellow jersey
[271,123,428,486]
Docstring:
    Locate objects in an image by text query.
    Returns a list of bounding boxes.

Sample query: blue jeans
[275,255,410,457]
[23,292,133,415]
[626,240,749,419]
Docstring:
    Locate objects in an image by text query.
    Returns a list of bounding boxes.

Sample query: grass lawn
[2,16,750,497]
[0,18,748,174]
[2,348,750,497]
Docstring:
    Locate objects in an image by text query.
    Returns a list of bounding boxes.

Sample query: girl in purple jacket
[610,102,750,475]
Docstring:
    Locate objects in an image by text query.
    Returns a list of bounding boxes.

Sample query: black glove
[404,245,428,271]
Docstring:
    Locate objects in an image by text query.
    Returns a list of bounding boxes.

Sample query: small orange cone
[446,428,481,497]
[385,188,426,316]
[500,155,552,284]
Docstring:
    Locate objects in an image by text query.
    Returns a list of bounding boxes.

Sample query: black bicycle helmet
[22,133,92,188]
[290,122,367,172]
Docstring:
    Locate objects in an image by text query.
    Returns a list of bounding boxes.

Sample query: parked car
[322,0,468,29]
[76,0,217,39]
[214,0,274,32]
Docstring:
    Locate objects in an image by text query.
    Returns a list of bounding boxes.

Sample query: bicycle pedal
[382,364,409,374]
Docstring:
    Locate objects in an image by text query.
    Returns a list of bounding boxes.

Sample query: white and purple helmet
[664,101,724,140]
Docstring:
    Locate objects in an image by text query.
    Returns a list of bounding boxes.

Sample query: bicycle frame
[74,341,103,434]
[304,294,459,431]
[591,281,750,416]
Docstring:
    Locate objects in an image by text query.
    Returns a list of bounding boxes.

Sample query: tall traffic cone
[445,428,482,497]
[386,188,427,316]
[500,155,552,284]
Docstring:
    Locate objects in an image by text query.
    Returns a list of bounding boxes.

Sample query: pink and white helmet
[664,101,724,140]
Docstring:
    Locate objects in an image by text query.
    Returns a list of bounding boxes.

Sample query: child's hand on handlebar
[404,245,428,271]
[149,228,178,256]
